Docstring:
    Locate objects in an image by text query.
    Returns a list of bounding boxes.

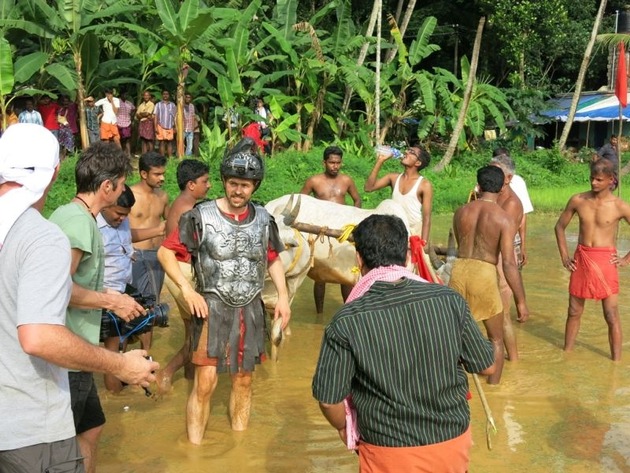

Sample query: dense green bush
[43,145,608,218]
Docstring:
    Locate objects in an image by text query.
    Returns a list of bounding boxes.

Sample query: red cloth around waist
[569,244,618,300]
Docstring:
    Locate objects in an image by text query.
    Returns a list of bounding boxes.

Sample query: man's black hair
[323,145,343,161]
[176,159,209,190]
[139,151,167,173]
[477,165,504,194]
[352,214,408,270]
[116,184,136,208]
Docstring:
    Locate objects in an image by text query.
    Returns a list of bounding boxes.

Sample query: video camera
[100,285,169,342]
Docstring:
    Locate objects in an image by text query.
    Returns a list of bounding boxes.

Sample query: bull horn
[447,228,457,259]
[280,194,295,220]
[283,194,301,226]
[427,245,444,270]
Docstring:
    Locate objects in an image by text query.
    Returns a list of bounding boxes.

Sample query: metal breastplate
[194,201,269,307]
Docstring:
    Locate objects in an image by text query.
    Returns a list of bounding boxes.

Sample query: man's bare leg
[602,295,622,361]
[340,284,353,302]
[156,318,193,396]
[496,257,518,361]
[77,426,103,473]
[230,372,253,431]
[103,337,124,393]
[564,295,585,353]
[483,313,504,385]
[186,365,218,445]
[314,282,326,314]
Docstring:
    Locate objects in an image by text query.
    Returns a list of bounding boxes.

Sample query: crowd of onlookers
[0,92,276,159]
[0,90,203,159]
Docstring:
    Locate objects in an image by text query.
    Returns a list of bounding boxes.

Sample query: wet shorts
[449,258,503,322]
[69,372,105,435]
[0,437,84,473]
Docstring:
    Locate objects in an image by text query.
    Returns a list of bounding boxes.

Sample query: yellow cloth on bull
[448,258,502,322]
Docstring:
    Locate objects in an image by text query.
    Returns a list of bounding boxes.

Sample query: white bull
[261,194,413,311]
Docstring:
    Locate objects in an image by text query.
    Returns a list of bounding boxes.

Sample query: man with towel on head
[555,159,630,361]
[0,124,157,473]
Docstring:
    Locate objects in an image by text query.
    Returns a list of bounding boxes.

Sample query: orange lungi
[569,244,618,300]
[358,427,472,473]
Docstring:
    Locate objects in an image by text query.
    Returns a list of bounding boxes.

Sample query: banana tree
[154,0,215,158]
[377,15,440,143]
[1,0,154,149]
[0,37,50,129]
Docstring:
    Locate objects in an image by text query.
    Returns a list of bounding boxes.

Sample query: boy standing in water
[555,159,630,361]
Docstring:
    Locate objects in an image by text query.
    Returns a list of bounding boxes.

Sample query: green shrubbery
[43,144,606,218]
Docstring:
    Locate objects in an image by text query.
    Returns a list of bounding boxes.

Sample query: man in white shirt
[95,89,121,147]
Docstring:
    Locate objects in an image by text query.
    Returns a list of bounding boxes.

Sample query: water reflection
[97,213,630,473]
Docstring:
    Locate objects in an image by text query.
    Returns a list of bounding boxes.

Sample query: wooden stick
[472,373,497,450]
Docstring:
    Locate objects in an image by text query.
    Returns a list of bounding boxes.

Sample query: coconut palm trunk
[557,0,607,151]
[435,17,485,172]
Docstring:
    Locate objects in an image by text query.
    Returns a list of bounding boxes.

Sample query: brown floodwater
[96,213,630,473]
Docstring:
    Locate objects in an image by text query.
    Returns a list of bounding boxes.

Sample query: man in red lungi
[555,159,630,361]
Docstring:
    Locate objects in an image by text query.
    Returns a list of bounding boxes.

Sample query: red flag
[616,42,627,108]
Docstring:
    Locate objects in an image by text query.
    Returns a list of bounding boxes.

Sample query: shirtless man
[450,166,529,384]
[300,145,361,313]
[555,159,630,361]
[156,159,211,394]
[364,144,433,243]
[488,153,527,362]
[128,151,169,348]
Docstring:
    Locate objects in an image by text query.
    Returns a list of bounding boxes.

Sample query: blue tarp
[541,92,630,122]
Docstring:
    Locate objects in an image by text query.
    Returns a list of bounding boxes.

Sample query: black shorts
[69,372,105,435]
[0,436,84,472]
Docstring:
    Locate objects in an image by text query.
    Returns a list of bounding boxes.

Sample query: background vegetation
[43,145,616,218]
[1,0,627,160]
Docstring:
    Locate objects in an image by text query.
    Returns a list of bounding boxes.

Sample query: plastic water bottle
[375,145,403,159]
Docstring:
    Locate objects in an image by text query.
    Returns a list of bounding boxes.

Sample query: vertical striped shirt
[312,279,494,447]
[155,100,176,129]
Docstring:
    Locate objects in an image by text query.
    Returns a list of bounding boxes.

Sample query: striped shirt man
[313,279,494,447]
[154,100,176,130]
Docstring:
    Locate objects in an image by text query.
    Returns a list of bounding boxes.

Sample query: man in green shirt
[313,214,494,472]
[49,142,149,473]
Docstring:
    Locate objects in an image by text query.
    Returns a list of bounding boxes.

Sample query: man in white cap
[0,124,158,473]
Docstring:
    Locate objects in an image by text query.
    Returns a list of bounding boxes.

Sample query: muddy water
[97,214,630,473]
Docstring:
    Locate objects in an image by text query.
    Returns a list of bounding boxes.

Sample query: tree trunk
[176,65,186,159]
[557,0,607,151]
[337,0,379,135]
[385,0,417,63]
[375,0,382,144]
[394,0,404,23]
[73,50,89,150]
[435,17,486,172]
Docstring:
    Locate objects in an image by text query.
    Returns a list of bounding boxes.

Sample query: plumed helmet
[220,137,264,183]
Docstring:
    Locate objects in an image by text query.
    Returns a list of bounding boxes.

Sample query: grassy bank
[43,146,622,217]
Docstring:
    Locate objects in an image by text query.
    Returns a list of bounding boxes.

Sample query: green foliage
[44,143,603,219]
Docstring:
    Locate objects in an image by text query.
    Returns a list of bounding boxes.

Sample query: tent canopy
[541,92,630,122]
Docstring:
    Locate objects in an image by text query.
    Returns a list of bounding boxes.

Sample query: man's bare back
[453,200,515,265]
[129,184,169,249]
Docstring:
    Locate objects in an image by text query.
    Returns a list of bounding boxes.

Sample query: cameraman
[98,184,165,393]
